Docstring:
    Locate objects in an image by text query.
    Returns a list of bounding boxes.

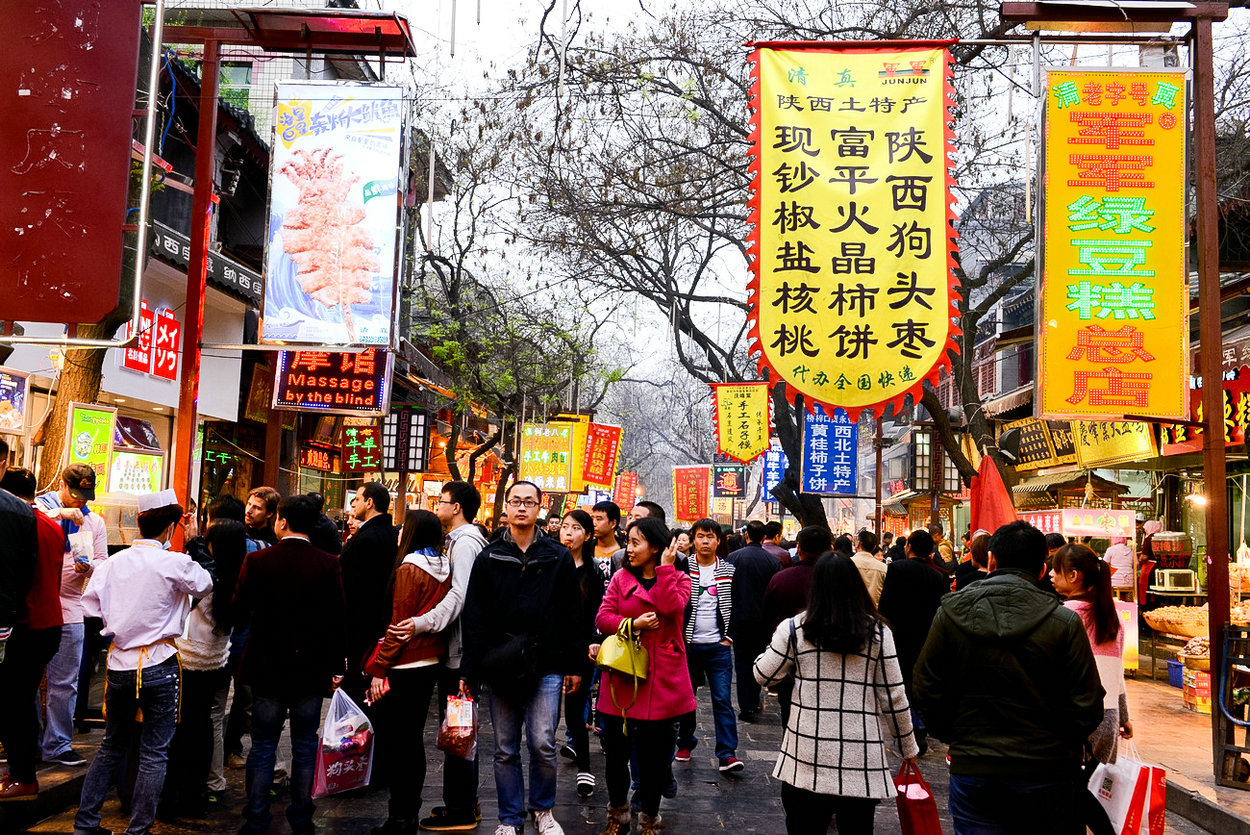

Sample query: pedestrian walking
[72,490,213,835]
[753,552,920,835]
[762,526,832,726]
[953,531,990,591]
[727,520,781,722]
[850,530,886,605]
[912,521,1105,835]
[596,517,695,835]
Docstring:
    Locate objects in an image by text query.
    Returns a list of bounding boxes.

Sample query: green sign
[67,402,116,484]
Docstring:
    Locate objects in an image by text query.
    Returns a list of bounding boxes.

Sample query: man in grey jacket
[389,480,487,832]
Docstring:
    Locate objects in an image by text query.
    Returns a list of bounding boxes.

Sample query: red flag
[970,455,1017,536]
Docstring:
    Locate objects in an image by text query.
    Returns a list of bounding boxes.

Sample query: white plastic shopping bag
[312,689,375,798]
[1088,743,1155,835]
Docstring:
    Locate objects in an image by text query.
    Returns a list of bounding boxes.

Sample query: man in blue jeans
[233,495,347,835]
[72,490,212,835]
[675,518,742,773]
[461,480,584,835]
[913,520,1104,834]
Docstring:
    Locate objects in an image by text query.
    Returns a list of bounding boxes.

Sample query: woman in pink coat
[595,516,695,835]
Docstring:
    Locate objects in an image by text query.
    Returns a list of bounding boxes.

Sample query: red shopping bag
[1144,763,1166,835]
[895,760,943,835]
[312,690,375,798]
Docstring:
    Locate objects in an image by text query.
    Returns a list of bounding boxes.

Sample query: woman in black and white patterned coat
[754,552,921,835]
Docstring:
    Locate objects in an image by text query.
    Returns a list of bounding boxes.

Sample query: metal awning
[984,384,1034,416]
[163,7,416,61]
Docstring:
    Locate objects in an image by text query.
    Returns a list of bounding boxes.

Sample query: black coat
[0,489,37,632]
[309,513,342,556]
[877,557,950,692]
[727,544,782,638]
[233,538,346,697]
[338,513,397,666]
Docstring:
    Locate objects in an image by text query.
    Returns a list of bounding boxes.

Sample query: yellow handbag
[595,618,649,728]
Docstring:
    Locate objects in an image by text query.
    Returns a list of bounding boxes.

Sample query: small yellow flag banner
[747,41,962,419]
[1039,70,1189,421]
[712,382,772,462]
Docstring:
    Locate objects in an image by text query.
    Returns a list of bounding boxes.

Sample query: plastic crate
[1167,659,1184,688]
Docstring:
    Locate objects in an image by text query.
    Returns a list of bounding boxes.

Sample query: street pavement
[23,683,1215,834]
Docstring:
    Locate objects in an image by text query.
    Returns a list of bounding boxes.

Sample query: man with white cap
[72,489,212,835]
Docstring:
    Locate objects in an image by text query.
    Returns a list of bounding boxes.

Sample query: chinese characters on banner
[1161,372,1250,455]
[673,466,712,523]
[613,471,639,510]
[1072,420,1157,467]
[711,383,772,462]
[122,300,180,382]
[520,423,575,492]
[273,348,390,414]
[1061,507,1136,540]
[761,440,789,503]
[123,301,154,373]
[748,44,961,419]
[1040,70,1188,420]
[801,406,857,495]
[712,464,746,499]
[582,423,623,489]
[342,421,381,472]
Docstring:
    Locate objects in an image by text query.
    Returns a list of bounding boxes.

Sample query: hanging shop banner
[1048,421,1078,465]
[673,465,712,523]
[0,366,30,436]
[711,382,772,462]
[1160,372,1250,455]
[712,464,747,499]
[299,447,334,472]
[1005,418,1061,470]
[66,402,117,485]
[582,423,623,489]
[1061,507,1136,540]
[123,301,155,373]
[613,471,639,510]
[273,348,391,415]
[520,422,575,493]
[1019,509,1063,536]
[748,42,961,419]
[801,405,857,495]
[121,301,180,382]
[263,82,405,346]
[1071,420,1157,467]
[342,421,382,472]
[761,440,789,502]
[1039,70,1189,421]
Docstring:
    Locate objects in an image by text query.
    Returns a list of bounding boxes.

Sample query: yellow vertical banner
[748,42,962,420]
[1040,70,1189,420]
[711,382,772,462]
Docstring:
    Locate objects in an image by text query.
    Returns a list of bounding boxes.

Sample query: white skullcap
[137,488,180,513]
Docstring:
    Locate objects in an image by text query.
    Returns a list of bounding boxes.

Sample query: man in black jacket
[727,520,780,721]
[461,480,582,835]
[339,480,397,707]
[913,521,1104,835]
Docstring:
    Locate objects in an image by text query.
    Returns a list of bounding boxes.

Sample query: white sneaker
[533,808,565,834]
[494,825,522,835]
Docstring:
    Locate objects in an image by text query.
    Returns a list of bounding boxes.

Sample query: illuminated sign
[108,450,164,496]
[712,464,746,499]
[343,423,382,472]
[273,348,391,415]
[300,447,334,472]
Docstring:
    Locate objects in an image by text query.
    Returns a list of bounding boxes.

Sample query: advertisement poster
[761,440,789,503]
[711,382,772,462]
[582,423,623,489]
[0,366,29,436]
[263,82,405,346]
[1040,70,1188,420]
[801,405,857,495]
[108,450,164,496]
[673,465,712,523]
[66,402,116,484]
[520,423,575,492]
[613,471,639,510]
[712,464,746,499]
[749,44,961,418]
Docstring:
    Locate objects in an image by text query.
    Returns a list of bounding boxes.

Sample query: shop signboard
[1061,507,1136,540]
[150,220,263,303]
[761,440,789,502]
[582,423,623,489]
[123,301,155,373]
[263,82,406,346]
[243,364,274,424]
[1039,69,1189,421]
[520,423,575,492]
[1048,421,1078,465]
[748,43,961,419]
[673,465,711,523]
[1020,509,1063,535]
[0,365,30,436]
[613,471,639,510]
[382,409,428,471]
[342,421,382,472]
[273,348,391,415]
[66,402,116,484]
[300,447,334,472]
[711,382,772,462]
[108,450,164,495]
[1006,418,1061,470]
[120,300,180,382]
[800,405,856,495]
[1072,419,1157,467]
[712,464,746,499]
[1160,371,1250,456]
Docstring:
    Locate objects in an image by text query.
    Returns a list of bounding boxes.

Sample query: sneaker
[637,813,663,835]
[49,749,87,767]
[0,777,38,801]
[576,771,595,798]
[673,747,692,763]
[718,757,744,773]
[226,753,247,769]
[491,827,521,835]
[560,743,577,761]
[737,710,760,722]
[532,810,564,835]
[420,805,482,831]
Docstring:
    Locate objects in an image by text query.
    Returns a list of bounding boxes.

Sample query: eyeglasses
[437,499,457,506]
[506,499,540,509]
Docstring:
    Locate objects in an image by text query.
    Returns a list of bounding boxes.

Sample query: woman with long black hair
[754,552,919,835]
[556,509,605,798]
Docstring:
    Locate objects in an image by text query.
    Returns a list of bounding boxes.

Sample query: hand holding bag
[895,759,942,835]
[595,617,649,726]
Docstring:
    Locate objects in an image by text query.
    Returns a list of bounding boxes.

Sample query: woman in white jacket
[754,552,920,835]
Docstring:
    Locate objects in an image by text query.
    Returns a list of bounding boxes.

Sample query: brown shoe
[600,805,630,835]
[0,777,38,801]
[637,812,663,835]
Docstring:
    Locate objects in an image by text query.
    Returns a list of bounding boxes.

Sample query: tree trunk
[921,386,978,486]
[467,429,500,485]
[769,382,829,529]
[445,414,464,481]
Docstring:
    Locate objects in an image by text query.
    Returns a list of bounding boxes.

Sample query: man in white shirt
[72,490,211,835]
[1103,537,1135,593]
[35,463,108,767]
[852,530,887,605]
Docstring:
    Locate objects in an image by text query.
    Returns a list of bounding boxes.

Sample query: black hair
[592,500,622,526]
[833,534,853,557]
[906,528,935,560]
[1053,543,1120,645]
[802,552,879,655]
[442,480,482,522]
[990,520,1048,576]
[796,525,832,557]
[307,492,326,512]
[0,467,36,501]
[563,509,596,568]
[505,480,543,499]
[745,520,766,544]
[689,517,722,538]
[207,494,246,524]
[398,508,443,556]
[276,494,319,535]
[138,503,184,539]
[856,529,879,554]
[764,520,783,539]
[928,521,945,536]
[626,516,671,569]
[360,480,391,516]
[1045,532,1067,552]
[634,500,666,524]
[205,519,246,636]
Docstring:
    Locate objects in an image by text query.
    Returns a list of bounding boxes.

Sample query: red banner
[124,301,154,373]
[582,423,623,488]
[673,466,711,523]
[1160,371,1250,455]
[152,308,181,381]
[613,471,639,510]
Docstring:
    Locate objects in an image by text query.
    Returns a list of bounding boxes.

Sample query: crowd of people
[0,434,1133,835]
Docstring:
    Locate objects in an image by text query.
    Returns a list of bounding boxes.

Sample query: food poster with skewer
[263,82,406,347]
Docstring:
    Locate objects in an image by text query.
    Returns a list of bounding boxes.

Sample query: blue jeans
[242,693,323,833]
[677,642,738,762]
[73,657,181,835]
[949,773,1081,835]
[42,621,85,759]
[489,674,562,828]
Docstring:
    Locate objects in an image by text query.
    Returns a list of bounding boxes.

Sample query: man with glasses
[461,481,583,835]
[338,481,397,710]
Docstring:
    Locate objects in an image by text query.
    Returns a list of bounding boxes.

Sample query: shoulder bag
[595,618,649,728]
